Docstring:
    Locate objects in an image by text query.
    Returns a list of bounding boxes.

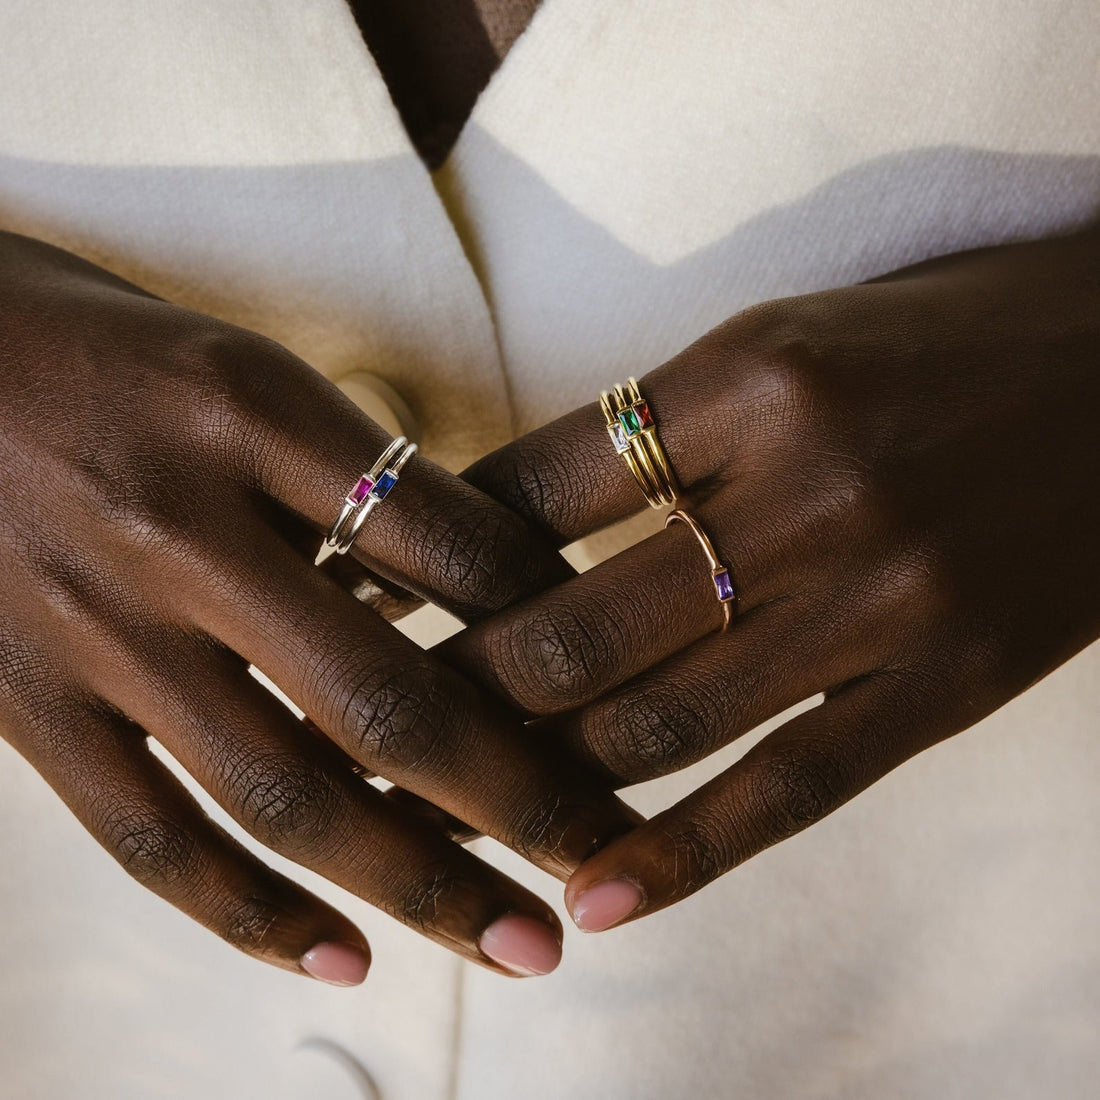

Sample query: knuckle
[230,753,344,856]
[95,486,205,569]
[787,449,878,543]
[62,455,223,569]
[867,542,961,633]
[180,322,297,468]
[390,860,465,931]
[342,659,465,771]
[731,299,835,440]
[421,501,538,614]
[219,894,290,952]
[888,620,1012,733]
[0,633,37,726]
[603,683,717,780]
[104,808,199,889]
[750,739,851,841]
[505,602,620,709]
[188,321,281,398]
[30,447,188,564]
[947,615,1023,699]
[506,790,571,863]
[467,437,581,536]
[657,815,731,894]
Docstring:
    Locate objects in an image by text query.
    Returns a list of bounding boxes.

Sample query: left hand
[441,225,1100,930]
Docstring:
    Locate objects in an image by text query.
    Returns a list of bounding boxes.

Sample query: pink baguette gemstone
[349,475,373,504]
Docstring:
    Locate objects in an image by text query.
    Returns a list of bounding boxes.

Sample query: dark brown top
[346,0,541,167]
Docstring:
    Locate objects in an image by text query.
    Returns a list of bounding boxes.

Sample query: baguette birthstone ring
[622,377,679,503]
[665,508,737,632]
[600,378,678,508]
[315,435,418,566]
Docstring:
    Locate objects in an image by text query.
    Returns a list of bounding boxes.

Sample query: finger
[91,636,566,976]
[315,450,574,624]
[303,715,374,778]
[5,693,372,985]
[539,586,875,786]
[437,491,793,716]
[210,532,642,875]
[319,717,479,844]
[187,524,643,881]
[436,521,726,716]
[311,718,479,841]
[383,786,481,845]
[563,673,930,931]
[461,315,782,543]
[307,721,477,843]
[232,349,573,622]
[277,512,422,623]
[439,456,847,717]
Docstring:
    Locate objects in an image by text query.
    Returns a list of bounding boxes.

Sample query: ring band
[620,378,679,504]
[315,436,417,565]
[665,508,737,632]
[600,377,678,507]
[600,388,663,504]
[612,381,667,506]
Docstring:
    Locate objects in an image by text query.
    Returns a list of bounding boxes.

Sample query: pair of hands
[1,226,1097,984]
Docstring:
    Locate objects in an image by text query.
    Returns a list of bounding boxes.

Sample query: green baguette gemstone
[618,407,641,436]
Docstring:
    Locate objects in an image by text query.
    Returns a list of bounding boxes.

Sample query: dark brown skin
[0,230,643,979]
[447,225,1100,927]
[3,222,1097,976]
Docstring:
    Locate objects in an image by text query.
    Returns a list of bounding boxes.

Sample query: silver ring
[315,436,417,565]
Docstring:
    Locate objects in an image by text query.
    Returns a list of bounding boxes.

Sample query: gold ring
[622,378,678,501]
[600,377,678,507]
[599,389,663,504]
[665,508,737,632]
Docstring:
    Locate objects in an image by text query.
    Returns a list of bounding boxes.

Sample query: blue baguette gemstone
[371,469,398,499]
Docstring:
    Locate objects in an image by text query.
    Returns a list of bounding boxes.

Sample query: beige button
[335,371,420,442]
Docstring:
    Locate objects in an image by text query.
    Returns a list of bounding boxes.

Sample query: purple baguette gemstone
[713,568,735,602]
[349,475,373,504]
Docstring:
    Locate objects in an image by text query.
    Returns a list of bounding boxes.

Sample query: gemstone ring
[665,508,737,633]
[600,378,678,508]
[315,435,418,565]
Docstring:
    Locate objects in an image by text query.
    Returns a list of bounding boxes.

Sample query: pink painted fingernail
[571,879,643,932]
[479,913,562,977]
[300,942,369,986]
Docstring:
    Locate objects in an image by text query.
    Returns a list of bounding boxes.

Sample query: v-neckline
[343,0,546,169]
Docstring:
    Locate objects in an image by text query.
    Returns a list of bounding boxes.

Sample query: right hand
[0,232,639,983]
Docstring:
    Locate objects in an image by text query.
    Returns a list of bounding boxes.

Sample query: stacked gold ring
[600,377,679,507]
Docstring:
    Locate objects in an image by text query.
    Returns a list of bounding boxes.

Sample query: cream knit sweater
[0,2,1097,1098]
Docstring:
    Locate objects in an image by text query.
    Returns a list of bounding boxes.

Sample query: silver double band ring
[316,436,417,565]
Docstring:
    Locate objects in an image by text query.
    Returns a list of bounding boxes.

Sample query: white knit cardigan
[0,2,1097,1098]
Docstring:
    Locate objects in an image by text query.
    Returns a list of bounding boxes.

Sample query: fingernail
[571,879,643,932]
[300,941,369,986]
[479,913,562,977]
